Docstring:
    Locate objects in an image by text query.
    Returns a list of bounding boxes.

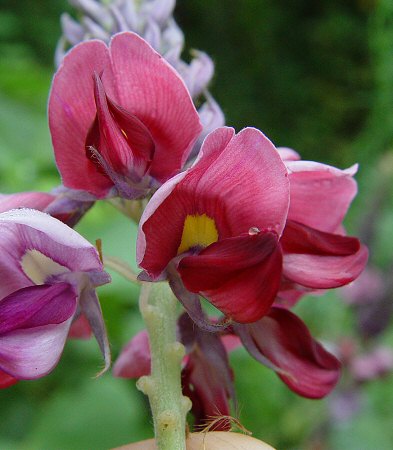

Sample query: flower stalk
[137,282,191,450]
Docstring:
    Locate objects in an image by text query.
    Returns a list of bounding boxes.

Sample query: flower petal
[277,147,300,161]
[0,283,77,334]
[0,321,73,380]
[113,330,151,379]
[283,244,368,289]
[49,39,115,197]
[286,161,358,233]
[179,313,234,430]
[68,314,92,339]
[0,284,77,379]
[237,307,341,398]
[168,265,229,332]
[86,73,154,179]
[281,220,361,256]
[178,233,282,323]
[0,192,55,214]
[109,32,202,182]
[0,370,18,389]
[0,208,103,269]
[79,289,111,374]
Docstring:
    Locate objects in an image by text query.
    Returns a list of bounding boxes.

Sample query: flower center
[177,214,219,254]
[21,250,70,285]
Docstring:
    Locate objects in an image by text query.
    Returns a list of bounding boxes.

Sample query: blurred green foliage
[0,1,393,449]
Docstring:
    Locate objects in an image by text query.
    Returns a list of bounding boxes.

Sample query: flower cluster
[1,0,368,437]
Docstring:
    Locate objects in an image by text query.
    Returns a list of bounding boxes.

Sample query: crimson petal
[281,220,360,255]
[283,245,368,289]
[178,232,282,323]
[87,73,154,180]
[236,307,341,398]
[179,313,234,431]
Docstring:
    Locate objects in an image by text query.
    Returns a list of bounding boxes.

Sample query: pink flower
[49,32,202,199]
[0,209,110,387]
[138,127,290,324]
[137,127,367,326]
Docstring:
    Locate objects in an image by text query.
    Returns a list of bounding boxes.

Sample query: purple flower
[0,209,110,387]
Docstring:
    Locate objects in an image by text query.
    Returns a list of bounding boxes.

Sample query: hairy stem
[137,282,191,450]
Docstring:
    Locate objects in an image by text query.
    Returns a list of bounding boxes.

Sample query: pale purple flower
[0,209,110,386]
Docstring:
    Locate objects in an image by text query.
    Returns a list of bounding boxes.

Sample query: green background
[1,1,393,449]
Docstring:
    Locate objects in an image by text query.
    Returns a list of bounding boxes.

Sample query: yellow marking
[121,129,128,139]
[21,250,69,285]
[177,214,218,254]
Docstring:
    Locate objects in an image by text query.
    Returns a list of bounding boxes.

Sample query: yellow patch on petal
[177,214,219,255]
[21,250,70,285]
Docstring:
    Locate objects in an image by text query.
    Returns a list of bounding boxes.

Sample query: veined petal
[109,32,202,182]
[283,244,368,289]
[178,233,282,323]
[286,160,358,233]
[187,127,290,238]
[49,39,116,197]
[238,307,341,398]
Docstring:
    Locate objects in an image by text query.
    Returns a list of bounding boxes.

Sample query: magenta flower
[0,209,110,387]
[49,32,202,199]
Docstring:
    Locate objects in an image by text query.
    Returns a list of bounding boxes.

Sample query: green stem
[137,282,191,450]
[103,255,140,284]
